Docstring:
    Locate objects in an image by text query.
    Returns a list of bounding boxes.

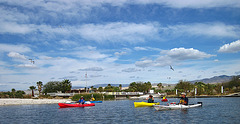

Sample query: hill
[190,75,236,84]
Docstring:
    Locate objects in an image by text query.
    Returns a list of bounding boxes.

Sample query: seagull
[29,59,35,64]
[170,65,174,71]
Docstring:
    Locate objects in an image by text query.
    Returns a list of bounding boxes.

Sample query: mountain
[72,75,238,89]
[72,84,129,89]
[190,75,237,84]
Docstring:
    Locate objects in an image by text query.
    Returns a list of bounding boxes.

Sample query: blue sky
[0,0,240,91]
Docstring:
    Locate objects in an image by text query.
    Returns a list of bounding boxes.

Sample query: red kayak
[58,103,95,108]
[161,99,168,102]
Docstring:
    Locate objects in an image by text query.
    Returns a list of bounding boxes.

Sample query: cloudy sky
[0,0,240,91]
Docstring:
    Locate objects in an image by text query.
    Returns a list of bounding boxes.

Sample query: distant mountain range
[72,75,238,89]
[190,75,237,84]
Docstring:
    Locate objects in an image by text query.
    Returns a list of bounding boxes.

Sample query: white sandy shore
[0,98,73,106]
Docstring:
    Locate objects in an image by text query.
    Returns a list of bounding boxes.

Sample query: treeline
[173,75,240,96]
[0,89,29,98]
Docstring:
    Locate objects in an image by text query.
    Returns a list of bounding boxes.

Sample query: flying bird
[29,59,35,64]
[170,65,174,71]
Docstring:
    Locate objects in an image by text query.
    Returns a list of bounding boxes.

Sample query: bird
[170,65,174,71]
[29,59,35,64]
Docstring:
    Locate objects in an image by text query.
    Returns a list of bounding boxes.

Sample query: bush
[72,93,115,101]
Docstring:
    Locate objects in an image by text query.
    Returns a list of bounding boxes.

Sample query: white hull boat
[153,102,202,111]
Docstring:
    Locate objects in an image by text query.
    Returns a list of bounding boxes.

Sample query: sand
[0,98,72,106]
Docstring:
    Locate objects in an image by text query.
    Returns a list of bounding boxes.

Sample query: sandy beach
[0,98,72,106]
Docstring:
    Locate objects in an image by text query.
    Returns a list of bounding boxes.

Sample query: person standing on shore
[179,92,188,105]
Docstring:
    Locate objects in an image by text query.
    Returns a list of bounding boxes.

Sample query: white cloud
[79,67,104,71]
[144,0,240,8]
[59,40,77,46]
[161,48,215,60]
[115,51,127,56]
[77,22,160,43]
[167,23,240,38]
[0,44,31,53]
[122,68,141,72]
[17,64,37,69]
[218,40,240,53]
[134,47,148,51]
[136,48,215,67]
[7,52,27,60]
[134,46,162,51]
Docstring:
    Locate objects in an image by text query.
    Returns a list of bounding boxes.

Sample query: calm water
[0,97,239,124]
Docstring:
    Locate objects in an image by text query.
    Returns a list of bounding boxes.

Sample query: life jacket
[148,98,153,103]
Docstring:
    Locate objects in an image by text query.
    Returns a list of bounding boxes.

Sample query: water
[0,97,239,124]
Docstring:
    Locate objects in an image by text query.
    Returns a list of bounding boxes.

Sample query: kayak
[58,103,95,108]
[153,102,202,111]
[88,101,102,103]
[161,99,168,102]
[134,102,160,107]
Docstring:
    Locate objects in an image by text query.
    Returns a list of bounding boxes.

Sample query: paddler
[77,96,85,104]
[90,97,95,101]
[146,95,154,103]
[179,92,188,105]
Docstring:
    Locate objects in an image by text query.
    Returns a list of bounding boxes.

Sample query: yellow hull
[134,102,160,107]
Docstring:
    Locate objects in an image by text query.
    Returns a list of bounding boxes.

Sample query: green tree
[194,82,206,95]
[205,83,214,95]
[29,86,36,97]
[119,84,122,90]
[11,88,16,98]
[59,79,72,93]
[37,81,43,95]
[43,81,60,94]
[15,90,25,98]
[157,83,163,90]
[175,80,194,93]
[104,84,114,92]
[128,81,152,93]
[98,87,103,92]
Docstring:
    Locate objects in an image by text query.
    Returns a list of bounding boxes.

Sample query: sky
[0,0,240,91]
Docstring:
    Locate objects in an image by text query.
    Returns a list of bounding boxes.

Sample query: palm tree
[37,81,43,96]
[157,83,163,90]
[119,84,122,90]
[11,88,16,98]
[29,86,36,97]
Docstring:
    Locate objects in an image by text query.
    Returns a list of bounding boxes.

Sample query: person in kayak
[77,96,85,104]
[146,95,154,103]
[179,92,188,105]
[90,97,95,101]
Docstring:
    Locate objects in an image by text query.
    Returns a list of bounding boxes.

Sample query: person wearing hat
[146,95,154,103]
[179,92,188,105]
[76,96,85,104]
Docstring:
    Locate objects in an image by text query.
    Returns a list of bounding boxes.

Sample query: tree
[59,79,72,93]
[29,86,36,97]
[119,84,122,90]
[175,80,194,93]
[157,83,163,90]
[37,81,43,95]
[11,88,16,98]
[128,81,152,93]
[43,81,60,94]
[98,87,103,92]
[194,82,206,95]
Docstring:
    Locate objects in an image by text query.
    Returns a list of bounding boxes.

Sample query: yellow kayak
[134,102,160,107]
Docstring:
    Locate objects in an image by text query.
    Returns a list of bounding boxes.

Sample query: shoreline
[0,98,72,106]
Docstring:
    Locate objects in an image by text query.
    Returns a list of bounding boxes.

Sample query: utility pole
[85,72,87,93]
